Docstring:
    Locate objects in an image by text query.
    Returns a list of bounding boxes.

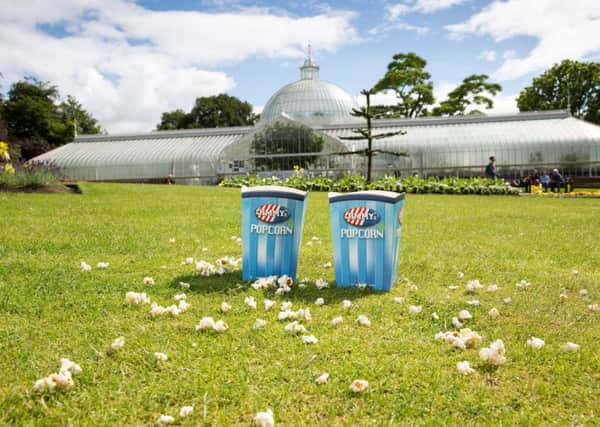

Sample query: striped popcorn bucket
[328,191,406,292]
[241,185,308,281]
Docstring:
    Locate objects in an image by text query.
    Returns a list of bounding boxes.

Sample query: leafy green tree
[157,109,189,130]
[338,89,408,183]
[251,121,324,170]
[60,95,103,135]
[517,59,600,125]
[156,94,257,130]
[372,52,435,118]
[432,74,502,116]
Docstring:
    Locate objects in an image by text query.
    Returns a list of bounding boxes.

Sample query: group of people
[486,156,573,193]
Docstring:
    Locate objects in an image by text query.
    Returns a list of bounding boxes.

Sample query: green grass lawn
[1,183,598,426]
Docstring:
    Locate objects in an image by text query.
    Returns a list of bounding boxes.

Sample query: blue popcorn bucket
[328,190,406,291]
[241,186,308,281]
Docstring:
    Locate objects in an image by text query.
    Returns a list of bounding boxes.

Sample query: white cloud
[446,0,600,80]
[478,49,497,62]
[386,0,467,18]
[369,21,430,36]
[0,0,359,132]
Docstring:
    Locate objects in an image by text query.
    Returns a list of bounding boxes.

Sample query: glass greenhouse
[33,56,600,183]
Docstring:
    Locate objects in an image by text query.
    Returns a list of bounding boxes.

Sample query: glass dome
[260,55,360,125]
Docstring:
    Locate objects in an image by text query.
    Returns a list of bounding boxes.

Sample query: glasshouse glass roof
[259,56,360,125]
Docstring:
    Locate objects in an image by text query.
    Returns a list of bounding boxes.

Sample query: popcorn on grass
[245,296,257,309]
[408,305,422,315]
[154,352,168,362]
[516,279,531,289]
[451,317,462,329]
[264,299,276,311]
[435,328,482,350]
[456,361,476,375]
[284,321,307,334]
[466,280,483,292]
[315,372,329,384]
[126,291,150,305]
[195,317,228,333]
[179,281,190,290]
[80,261,91,271]
[350,379,369,393]
[302,335,318,344]
[254,319,267,329]
[315,298,325,306]
[33,358,82,394]
[527,337,545,349]
[254,409,274,427]
[97,262,109,268]
[458,310,472,320]
[331,316,343,326]
[221,301,232,313]
[315,278,329,290]
[111,336,125,351]
[156,415,175,426]
[479,339,506,366]
[488,308,500,319]
[342,300,352,310]
[561,342,580,352]
[357,315,371,327]
[143,277,155,285]
[180,406,194,418]
[393,297,404,304]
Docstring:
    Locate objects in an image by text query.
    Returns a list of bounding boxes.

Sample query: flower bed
[220,174,520,195]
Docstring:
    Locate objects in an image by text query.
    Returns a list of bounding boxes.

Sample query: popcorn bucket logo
[255,204,290,223]
[343,207,380,227]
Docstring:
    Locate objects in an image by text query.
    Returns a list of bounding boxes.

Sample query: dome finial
[300,43,319,80]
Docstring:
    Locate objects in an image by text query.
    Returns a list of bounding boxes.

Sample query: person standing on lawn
[549,168,564,192]
[485,156,497,179]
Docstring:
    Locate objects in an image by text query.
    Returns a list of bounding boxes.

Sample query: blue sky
[1,0,598,132]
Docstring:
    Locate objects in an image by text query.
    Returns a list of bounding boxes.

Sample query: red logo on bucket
[343,207,380,227]
[255,204,290,223]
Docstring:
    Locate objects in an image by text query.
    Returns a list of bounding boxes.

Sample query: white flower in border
[393,297,404,304]
[458,310,472,320]
[174,293,186,301]
[408,305,422,315]
[221,302,232,313]
[213,320,229,333]
[323,262,332,268]
[254,409,274,427]
[457,272,465,279]
[350,379,369,393]
[456,361,475,375]
[561,342,580,352]
[452,317,462,328]
[97,262,109,269]
[503,297,512,304]
[342,300,352,310]
[179,281,190,290]
[315,298,325,306]
[196,317,215,331]
[488,308,500,319]
[479,339,506,366]
[357,315,371,327]
[487,284,499,292]
[80,261,92,271]
[111,336,125,351]
[281,301,293,311]
[315,372,329,384]
[143,277,155,285]
[244,296,257,309]
[527,337,545,349]
[465,300,480,306]
[154,352,168,362]
[254,319,267,329]
[331,316,343,326]
[315,278,329,290]
[264,299,276,311]
[156,414,175,426]
[579,289,588,297]
[431,312,440,320]
[179,406,194,418]
[302,335,318,344]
